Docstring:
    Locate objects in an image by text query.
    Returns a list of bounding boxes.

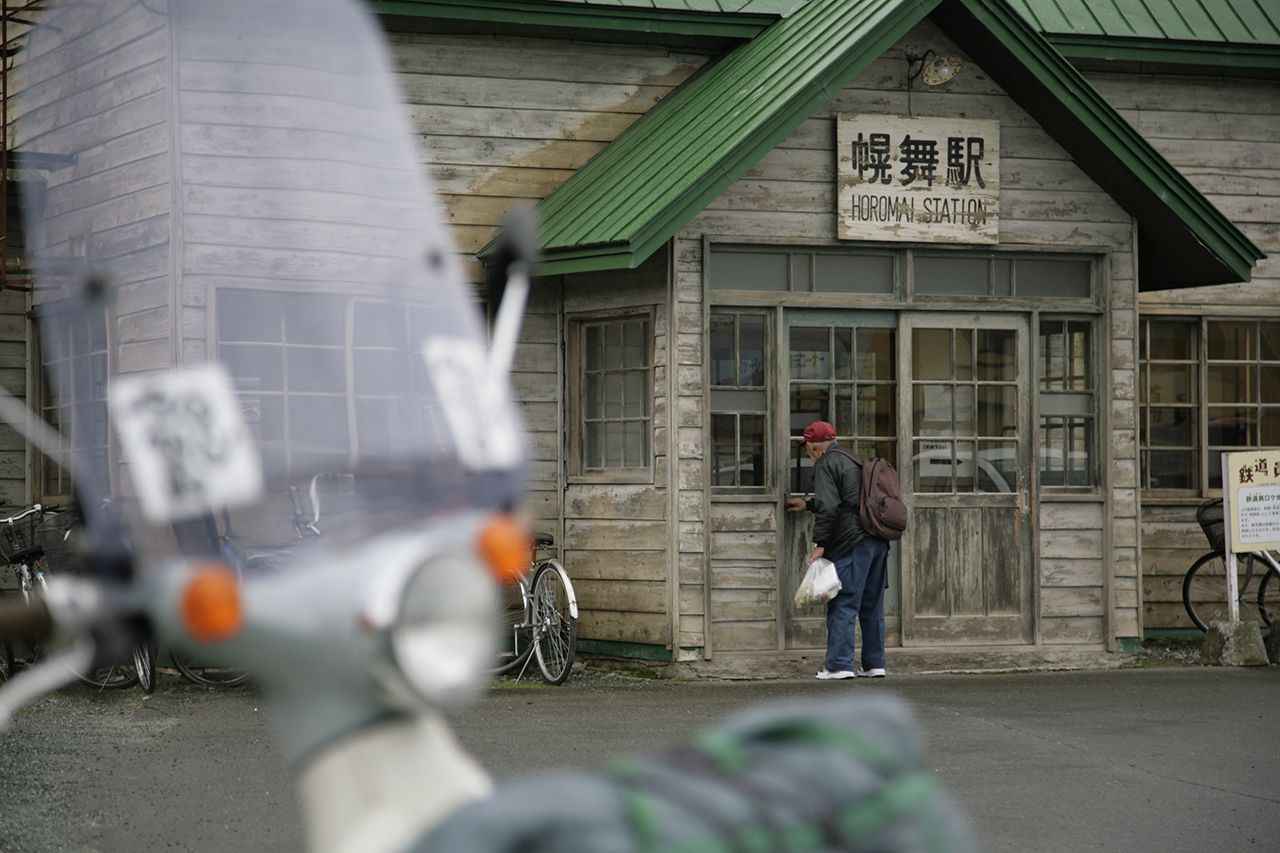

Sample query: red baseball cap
[802,421,836,443]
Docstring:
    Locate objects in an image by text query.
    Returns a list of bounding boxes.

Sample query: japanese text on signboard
[1224,449,1280,552]
[837,115,999,245]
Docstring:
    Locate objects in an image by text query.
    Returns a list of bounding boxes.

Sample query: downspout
[666,241,679,658]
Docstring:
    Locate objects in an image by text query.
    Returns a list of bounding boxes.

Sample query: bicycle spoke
[1184,553,1268,631]
[492,577,534,677]
[532,563,577,685]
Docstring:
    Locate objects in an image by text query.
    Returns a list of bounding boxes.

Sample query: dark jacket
[805,444,865,560]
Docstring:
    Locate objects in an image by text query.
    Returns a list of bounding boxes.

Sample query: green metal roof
[545,1,804,13]
[523,0,939,272]
[507,0,1263,288]
[367,0,793,38]
[1010,0,1280,70]
[1010,0,1280,44]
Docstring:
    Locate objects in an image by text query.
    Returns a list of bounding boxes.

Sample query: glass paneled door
[901,314,1033,644]
[782,312,899,649]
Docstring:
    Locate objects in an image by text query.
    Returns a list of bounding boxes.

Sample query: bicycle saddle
[534,532,554,548]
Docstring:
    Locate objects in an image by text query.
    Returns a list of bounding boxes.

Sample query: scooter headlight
[383,551,497,708]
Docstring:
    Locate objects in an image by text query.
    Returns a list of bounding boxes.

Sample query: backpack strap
[823,446,864,514]
[827,446,862,467]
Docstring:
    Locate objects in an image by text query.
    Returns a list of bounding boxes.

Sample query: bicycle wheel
[25,570,136,690]
[1183,552,1266,631]
[171,649,250,688]
[76,660,141,690]
[1258,568,1279,628]
[531,561,577,686]
[492,576,534,676]
[134,640,158,694]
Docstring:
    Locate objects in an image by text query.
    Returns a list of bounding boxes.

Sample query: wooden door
[900,313,1033,644]
[780,311,900,649]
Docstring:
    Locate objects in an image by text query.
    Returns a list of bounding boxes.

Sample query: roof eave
[1049,34,1280,74]
[367,0,777,39]
[532,0,943,269]
[937,0,1265,290]
[534,242,640,276]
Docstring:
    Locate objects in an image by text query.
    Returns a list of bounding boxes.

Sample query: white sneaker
[856,667,887,678]
[816,669,856,680]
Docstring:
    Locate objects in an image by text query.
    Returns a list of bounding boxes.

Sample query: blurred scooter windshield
[15,0,525,570]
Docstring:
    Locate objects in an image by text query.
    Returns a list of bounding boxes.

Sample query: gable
[499,0,1263,288]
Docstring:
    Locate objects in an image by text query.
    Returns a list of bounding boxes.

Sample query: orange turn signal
[180,563,244,643]
[477,514,532,584]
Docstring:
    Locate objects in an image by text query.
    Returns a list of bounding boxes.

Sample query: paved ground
[0,663,1277,852]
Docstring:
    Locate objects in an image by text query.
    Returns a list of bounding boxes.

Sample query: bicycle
[1182,500,1280,631]
[169,478,329,688]
[1,505,137,689]
[492,531,578,685]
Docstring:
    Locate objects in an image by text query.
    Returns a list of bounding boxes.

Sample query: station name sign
[837,114,1000,245]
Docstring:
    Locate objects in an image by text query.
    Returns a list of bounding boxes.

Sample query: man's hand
[807,545,824,563]
[784,497,808,513]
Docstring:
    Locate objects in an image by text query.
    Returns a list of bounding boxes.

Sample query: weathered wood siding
[1092,73,1280,308]
[561,253,671,648]
[515,282,562,531]
[384,28,714,648]
[0,290,27,507]
[1140,504,1204,631]
[1086,72,1280,632]
[678,20,1129,652]
[1039,502,1106,644]
[12,0,173,506]
[15,0,173,352]
[388,30,710,280]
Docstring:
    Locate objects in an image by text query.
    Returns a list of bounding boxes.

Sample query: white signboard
[1224,449,1280,552]
[837,114,1000,244]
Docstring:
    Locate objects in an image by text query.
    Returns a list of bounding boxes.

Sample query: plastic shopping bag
[793,557,841,608]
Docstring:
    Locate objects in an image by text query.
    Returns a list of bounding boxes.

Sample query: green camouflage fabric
[416,695,977,853]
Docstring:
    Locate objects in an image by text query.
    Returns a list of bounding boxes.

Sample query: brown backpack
[831,448,907,541]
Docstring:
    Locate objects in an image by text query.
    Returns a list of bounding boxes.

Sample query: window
[910,326,1016,493]
[1140,317,1280,493]
[710,246,1094,301]
[218,289,439,476]
[1038,318,1095,487]
[571,315,651,477]
[35,306,110,501]
[710,311,768,489]
[788,323,896,493]
[710,248,894,294]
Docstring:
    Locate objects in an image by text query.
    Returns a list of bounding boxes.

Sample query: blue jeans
[824,536,890,672]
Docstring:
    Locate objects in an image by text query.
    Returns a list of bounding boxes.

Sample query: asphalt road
[0,666,1277,852]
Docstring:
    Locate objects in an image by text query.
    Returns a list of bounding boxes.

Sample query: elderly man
[785,420,890,681]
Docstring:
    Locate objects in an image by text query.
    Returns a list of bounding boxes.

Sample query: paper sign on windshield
[110,365,264,523]
[422,338,521,471]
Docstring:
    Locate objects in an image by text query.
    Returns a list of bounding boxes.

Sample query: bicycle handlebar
[0,504,46,525]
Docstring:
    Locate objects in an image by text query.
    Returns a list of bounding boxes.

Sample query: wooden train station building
[3,0,1277,669]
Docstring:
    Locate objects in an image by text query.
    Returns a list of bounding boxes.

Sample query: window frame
[1036,314,1099,492]
[31,302,113,506]
[566,308,654,484]
[214,286,447,479]
[709,308,770,492]
[1139,314,1280,498]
